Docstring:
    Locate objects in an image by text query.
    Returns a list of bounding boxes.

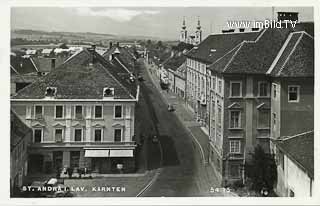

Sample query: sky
[11,7,313,40]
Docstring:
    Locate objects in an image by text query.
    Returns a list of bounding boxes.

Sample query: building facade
[185,12,314,185]
[10,111,32,196]
[11,46,139,174]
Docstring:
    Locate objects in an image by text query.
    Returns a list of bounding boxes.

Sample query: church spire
[196,16,201,30]
[182,16,186,29]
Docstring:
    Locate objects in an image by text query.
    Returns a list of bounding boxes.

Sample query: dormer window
[103,87,114,98]
[45,87,57,97]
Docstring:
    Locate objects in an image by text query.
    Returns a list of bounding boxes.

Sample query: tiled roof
[269,32,314,77]
[163,54,186,71]
[102,46,136,73]
[11,111,32,151]
[32,56,67,73]
[185,31,262,64]
[275,131,314,178]
[10,55,38,75]
[211,22,314,75]
[12,49,137,100]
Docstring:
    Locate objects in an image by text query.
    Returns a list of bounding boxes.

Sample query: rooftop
[208,22,314,76]
[275,131,314,178]
[12,48,138,100]
[185,31,262,64]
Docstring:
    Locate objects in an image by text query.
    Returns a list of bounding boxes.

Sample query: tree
[156,40,163,49]
[245,145,277,192]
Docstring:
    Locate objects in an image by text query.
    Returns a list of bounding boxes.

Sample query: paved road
[136,59,221,197]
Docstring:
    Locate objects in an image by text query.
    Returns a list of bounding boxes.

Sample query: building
[10,111,32,196]
[185,31,261,136]
[266,24,314,196]
[271,131,314,197]
[11,54,68,95]
[185,11,314,185]
[102,42,137,76]
[180,17,202,45]
[11,45,139,174]
[163,42,194,98]
[267,30,314,138]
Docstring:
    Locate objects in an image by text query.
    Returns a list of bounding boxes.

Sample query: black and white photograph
[2,0,319,205]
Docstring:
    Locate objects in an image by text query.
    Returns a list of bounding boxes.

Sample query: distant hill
[11,29,163,43]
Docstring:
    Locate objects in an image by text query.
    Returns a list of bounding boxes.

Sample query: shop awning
[109,150,133,157]
[84,149,110,157]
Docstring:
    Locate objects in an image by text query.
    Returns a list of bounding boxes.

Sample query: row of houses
[145,12,314,197]
[10,43,139,194]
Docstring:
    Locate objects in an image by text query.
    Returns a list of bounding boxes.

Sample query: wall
[11,101,136,143]
[279,77,314,137]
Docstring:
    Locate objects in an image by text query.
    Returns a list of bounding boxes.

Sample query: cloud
[75,8,160,22]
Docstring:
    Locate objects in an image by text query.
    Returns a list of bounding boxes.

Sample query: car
[22,178,73,198]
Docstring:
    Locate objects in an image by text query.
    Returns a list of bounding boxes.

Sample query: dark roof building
[274,131,314,178]
[208,22,314,75]
[10,55,38,75]
[102,44,136,74]
[186,31,262,64]
[12,47,138,100]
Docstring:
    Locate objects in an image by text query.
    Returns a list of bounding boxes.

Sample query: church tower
[195,17,202,45]
[180,17,188,43]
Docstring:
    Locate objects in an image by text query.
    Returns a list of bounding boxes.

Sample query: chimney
[51,58,56,70]
[116,42,120,47]
[239,28,245,32]
[109,42,113,49]
[88,44,96,64]
[277,12,299,22]
[251,28,260,31]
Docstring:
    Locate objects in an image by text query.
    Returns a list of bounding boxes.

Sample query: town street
[136,59,223,197]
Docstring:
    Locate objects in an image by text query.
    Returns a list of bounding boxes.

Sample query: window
[45,87,57,97]
[34,129,42,143]
[35,105,43,119]
[75,105,83,119]
[230,111,241,128]
[230,81,242,97]
[272,113,277,130]
[218,80,222,93]
[55,105,64,119]
[288,86,300,102]
[103,87,114,97]
[94,105,103,119]
[74,129,82,142]
[258,82,268,97]
[114,105,123,118]
[114,129,122,142]
[94,129,102,142]
[55,129,63,142]
[273,84,277,98]
[218,106,222,125]
[258,110,270,128]
[230,140,241,154]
